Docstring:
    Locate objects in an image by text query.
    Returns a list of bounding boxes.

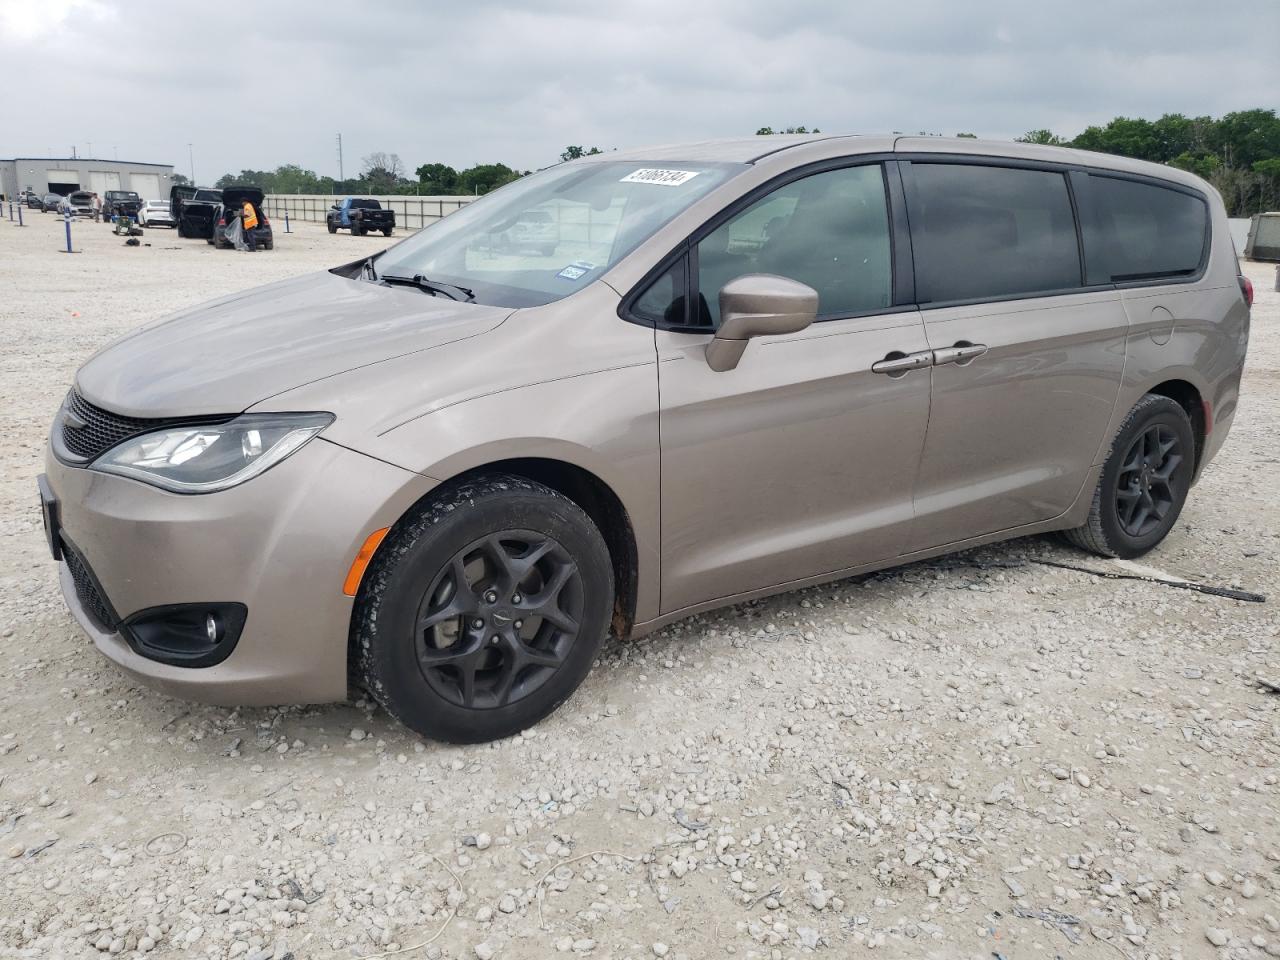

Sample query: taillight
[262,216,270,225]
[1240,275,1254,307]
[218,217,225,226]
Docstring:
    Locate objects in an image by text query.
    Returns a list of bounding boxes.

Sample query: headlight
[92,413,334,493]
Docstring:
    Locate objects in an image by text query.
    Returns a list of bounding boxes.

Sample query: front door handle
[871,350,934,375]
[933,342,988,366]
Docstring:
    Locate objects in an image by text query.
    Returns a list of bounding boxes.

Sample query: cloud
[1,0,1276,182]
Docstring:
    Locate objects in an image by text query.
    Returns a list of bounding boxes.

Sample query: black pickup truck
[327,197,395,236]
[102,190,143,221]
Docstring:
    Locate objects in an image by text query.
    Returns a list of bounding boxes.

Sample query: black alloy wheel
[1064,393,1194,559]
[416,531,584,710]
[355,474,613,743]
[1114,423,1183,537]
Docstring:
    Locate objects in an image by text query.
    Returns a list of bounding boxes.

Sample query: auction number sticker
[557,260,595,281]
[619,168,701,186]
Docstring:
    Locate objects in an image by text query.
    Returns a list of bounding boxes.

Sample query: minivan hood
[75,271,511,417]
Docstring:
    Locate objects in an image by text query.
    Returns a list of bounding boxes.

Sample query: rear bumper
[45,437,437,706]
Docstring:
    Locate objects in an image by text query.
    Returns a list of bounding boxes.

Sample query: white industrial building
[0,157,176,202]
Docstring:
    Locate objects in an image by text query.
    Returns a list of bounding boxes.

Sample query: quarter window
[695,164,892,328]
[631,256,687,326]
[908,164,1081,303]
[1081,175,1207,283]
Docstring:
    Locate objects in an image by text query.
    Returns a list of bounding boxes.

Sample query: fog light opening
[206,613,221,644]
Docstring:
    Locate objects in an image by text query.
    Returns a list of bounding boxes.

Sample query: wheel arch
[1145,378,1206,472]
[352,453,641,654]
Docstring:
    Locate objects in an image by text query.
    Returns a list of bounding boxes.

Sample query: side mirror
[705,274,818,372]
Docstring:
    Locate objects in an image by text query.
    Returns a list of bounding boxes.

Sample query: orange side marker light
[343,527,390,597]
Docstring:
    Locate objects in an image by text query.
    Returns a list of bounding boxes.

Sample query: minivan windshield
[372,161,742,307]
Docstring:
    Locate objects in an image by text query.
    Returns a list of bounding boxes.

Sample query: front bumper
[44,436,437,706]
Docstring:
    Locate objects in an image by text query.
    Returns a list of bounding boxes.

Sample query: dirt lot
[0,208,1277,960]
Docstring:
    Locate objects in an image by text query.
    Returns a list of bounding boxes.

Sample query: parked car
[327,197,394,236]
[102,190,143,222]
[41,193,62,212]
[59,191,99,220]
[171,185,223,238]
[39,136,1250,743]
[26,192,43,209]
[489,209,558,255]
[137,200,175,228]
[209,187,273,250]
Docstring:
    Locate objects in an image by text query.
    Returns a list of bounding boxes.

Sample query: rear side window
[1080,175,1207,283]
[907,164,1081,303]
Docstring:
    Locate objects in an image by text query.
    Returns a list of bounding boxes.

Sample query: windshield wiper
[380,272,475,302]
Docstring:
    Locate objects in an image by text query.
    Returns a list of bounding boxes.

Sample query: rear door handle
[871,350,934,375]
[932,342,988,366]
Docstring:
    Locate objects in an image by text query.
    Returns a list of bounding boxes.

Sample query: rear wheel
[382,227,392,237]
[354,475,613,743]
[1064,394,1194,559]
[327,219,337,234]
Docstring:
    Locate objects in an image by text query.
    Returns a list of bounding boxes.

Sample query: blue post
[64,210,73,253]
[284,208,291,234]
[17,203,23,226]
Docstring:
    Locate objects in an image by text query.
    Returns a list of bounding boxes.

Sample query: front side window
[908,164,1081,303]
[1082,175,1207,283]
[695,164,892,328]
[372,161,742,308]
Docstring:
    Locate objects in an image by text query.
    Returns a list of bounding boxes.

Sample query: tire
[1063,394,1195,559]
[382,227,392,237]
[327,219,337,234]
[354,474,613,743]
[263,240,273,250]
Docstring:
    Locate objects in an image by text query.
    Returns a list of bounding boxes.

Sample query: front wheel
[354,475,613,743]
[327,220,337,234]
[1064,394,1195,559]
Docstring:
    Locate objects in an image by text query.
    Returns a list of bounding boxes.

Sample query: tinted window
[631,257,687,326]
[909,164,1081,302]
[696,164,891,328]
[1082,175,1207,283]
[351,199,381,210]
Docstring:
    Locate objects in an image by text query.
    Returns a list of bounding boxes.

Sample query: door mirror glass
[705,274,818,371]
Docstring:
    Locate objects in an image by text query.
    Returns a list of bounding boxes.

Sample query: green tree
[756,126,819,135]
[1210,109,1280,168]
[1015,129,1062,145]
[560,146,603,162]
[1168,151,1221,179]
[171,172,191,187]
[415,162,459,193]
[955,132,978,139]
[456,163,520,195]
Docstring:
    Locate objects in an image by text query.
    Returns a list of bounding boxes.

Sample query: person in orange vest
[240,198,259,250]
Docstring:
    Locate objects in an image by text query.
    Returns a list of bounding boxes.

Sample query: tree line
[209,110,1279,215]
[1009,108,1279,216]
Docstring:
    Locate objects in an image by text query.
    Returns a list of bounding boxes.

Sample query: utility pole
[188,143,195,185]
[336,133,344,192]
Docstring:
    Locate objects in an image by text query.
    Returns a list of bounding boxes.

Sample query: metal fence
[262,194,474,230]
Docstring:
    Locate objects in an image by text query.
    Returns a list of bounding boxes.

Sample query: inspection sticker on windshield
[557,260,595,281]
[619,168,700,186]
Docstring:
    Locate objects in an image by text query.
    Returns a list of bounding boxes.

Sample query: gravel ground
[0,209,1277,960]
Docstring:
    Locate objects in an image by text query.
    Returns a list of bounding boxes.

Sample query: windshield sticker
[556,260,595,281]
[619,168,700,187]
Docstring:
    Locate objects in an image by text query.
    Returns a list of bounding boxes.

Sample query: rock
[475,942,495,960]
[652,944,669,957]
[571,939,596,953]
[350,728,367,741]
[474,832,492,850]
[498,895,517,914]
[1206,928,1229,947]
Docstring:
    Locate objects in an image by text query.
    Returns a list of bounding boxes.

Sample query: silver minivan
[40,135,1252,741]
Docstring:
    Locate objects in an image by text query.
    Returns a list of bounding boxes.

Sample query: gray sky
[2,0,1276,183]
